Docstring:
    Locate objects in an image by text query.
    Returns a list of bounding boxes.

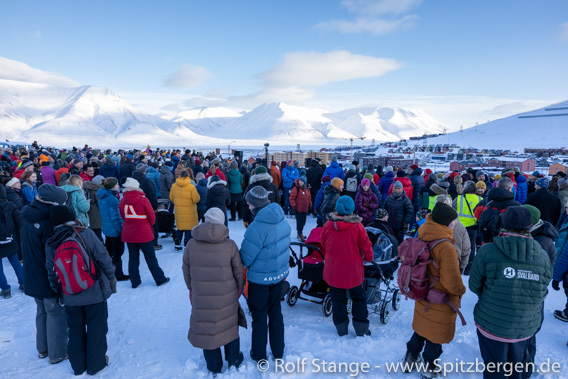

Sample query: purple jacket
[355,187,380,224]
[40,166,57,186]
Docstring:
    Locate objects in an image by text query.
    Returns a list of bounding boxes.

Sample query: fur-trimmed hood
[207,177,227,189]
[326,212,363,224]
[249,172,273,185]
[429,183,448,196]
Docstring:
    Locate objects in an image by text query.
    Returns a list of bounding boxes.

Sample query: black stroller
[348,226,401,324]
[156,199,175,235]
[286,227,333,317]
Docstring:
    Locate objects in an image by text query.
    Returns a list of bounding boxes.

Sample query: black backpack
[478,201,504,243]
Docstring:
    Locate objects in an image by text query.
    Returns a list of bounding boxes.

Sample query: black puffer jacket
[0,185,21,259]
[306,160,323,194]
[242,173,280,223]
[21,200,58,299]
[5,187,24,210]
[409,168,424,205]
[526,188,562,225]
[384,192,414,230]
[206,179,230,216]
[531,220,559,265]
[322,185,341,216]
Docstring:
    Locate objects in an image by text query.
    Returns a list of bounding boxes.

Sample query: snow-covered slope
[422,100,568,150]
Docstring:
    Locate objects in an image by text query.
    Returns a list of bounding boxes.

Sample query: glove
[110,279,117,294]
[189,290,193,305]
[243,221,249,228]
[552,280,560,291]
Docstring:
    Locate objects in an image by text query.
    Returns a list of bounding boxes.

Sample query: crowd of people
[0,141,567,378]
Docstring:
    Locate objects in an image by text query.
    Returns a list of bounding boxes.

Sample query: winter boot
[554,310,568,322]
[402,350,423,373]
[38,351,48,359]
[114,265,130,281]
[1,289,11,299]
[19,284,24,292]
[49,354,68,365]
[228,351,244,369]
[420,360,439,379]
[335,320,349,337]
[352,320,371,337]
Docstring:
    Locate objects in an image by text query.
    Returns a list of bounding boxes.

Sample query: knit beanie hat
[431,203,458,226]
[386,166,393,172]
[361,178,370,187]
[376,208,388,219]
[105,156,113,164]
[126,154,134,159]
[124,177,140,189]
[103,177,119,190]
[335,195,355,216]
[196,172,206,181]
[50,205,76,226]
[204,207,226,225]
[255,165,267,175]
[331,178,344,189]
[438,181,450,189]
[245,186,270,208]
[428,173,438,182]
[37,184,68,205]
[396,170,406,178]
[364,173,374,181]
[501,206,533,231]
[410,164,419,170]
[494,174,501,180]
[299,175,307,184]
[476,181,487,190]
[136,163,147,173]
[331,155,338,162]
[535,177,549,188]
[393,181,403,189]
[424,168,433,176]
[532,171,540,177]
[229,160,238,170]
[6,177,19,188]
[21,160,34,169]
[92,175,104,186]
[558,177,568,189]
[522,204,541,225]
[72,158,82,165]
[321,175,331,183]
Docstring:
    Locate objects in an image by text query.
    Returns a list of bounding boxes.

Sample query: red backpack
[397,237,466,325]
[53,227,97,296]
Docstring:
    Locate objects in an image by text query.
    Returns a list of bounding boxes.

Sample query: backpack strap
[68,225,101,280]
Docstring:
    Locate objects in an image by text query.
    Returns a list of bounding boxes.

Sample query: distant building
[549,163,568,176]
[487,157,535,173]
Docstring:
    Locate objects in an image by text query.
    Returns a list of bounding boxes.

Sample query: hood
[82,181,100,192]
[21,200,51,223]
[207,177,227,189]
[493,235,542,263]
[190,222,229,243]
[516,175,527,184]
[97,187,118,201]
[487,187,515,202]
[410,168,423,176]
[159,165,172,174]
[249,172,273,185]
[531,221,559,240]
[384,171,395,178]
[326,213,363,228]
[175,177,193,187]
[122,188,146,204]
[429,183,447,196]
[47,224,78,249]
[324,184,340,195]
[417,215,454,242]
[310,160,320,167]
[147,166,158,173]
[131,171,147,182]
[60,184,82,194]
[254,203,286,225]
[197,178,208,187]
[294,178,306,189]
[328,161,340,169]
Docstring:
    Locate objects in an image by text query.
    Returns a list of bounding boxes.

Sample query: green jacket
[226,169,243,194]
[469,235,552,339]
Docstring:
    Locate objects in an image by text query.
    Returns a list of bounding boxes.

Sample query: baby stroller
[156,199,175,235]
[348,226,401,324]
[286,227,333,317]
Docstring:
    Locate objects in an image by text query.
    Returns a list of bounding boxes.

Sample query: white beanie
[204,207,225,225]
[123,177,140,189]
[6,177,19,188]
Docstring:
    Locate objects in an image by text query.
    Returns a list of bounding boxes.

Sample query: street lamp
[228,141,236,154]
[264,143,270,167]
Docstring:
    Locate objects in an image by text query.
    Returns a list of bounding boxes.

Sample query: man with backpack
[46,205,117,376]
[475,176,520,244]
[401,202,466,378]
[344,165,360,200]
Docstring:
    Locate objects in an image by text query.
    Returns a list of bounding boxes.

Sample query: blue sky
[1,0,567,129]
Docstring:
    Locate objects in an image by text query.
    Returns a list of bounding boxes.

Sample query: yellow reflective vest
[456,193,482,228]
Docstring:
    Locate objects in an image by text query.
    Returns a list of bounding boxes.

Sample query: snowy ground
[1,216,567,378]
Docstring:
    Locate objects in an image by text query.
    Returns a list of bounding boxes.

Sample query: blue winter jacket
[314,181,330,220]
[99,163,120,179]
[553,240,568,282]
[196,178,208,212]
[21,182,38,205]
[240,203,291,284]
[146,166,161,199]
[556,213,568,257]
[378,171,395,201]
[515,175,528,204]
[323,161,345,181]
[97,187,123,237]
[282,165,299,190]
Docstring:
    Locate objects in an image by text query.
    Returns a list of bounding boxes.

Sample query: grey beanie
[36,184,68,206]
[386,166,393,172]
[331,155,338,162]
[245,186,270,209]
[92,175,105,185]
[136,163,147,173]
[204,207,226,225]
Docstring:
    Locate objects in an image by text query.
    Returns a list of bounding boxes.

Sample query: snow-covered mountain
[422,100,568,150]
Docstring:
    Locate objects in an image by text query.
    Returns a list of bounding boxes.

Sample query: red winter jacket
[387,176,413,199]
[289,179,312,213]
[119,188,156,243]
[321,213,373,289]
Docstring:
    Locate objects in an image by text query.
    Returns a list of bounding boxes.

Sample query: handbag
[425,288,467,326]
[237,303,248,329]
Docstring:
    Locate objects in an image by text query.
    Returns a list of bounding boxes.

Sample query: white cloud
[316,15,417,35]
[341,0,422,16]
[559,22,568,41]
[317,0,421,35]
[259,51,402,87]
[30,30,42,40]
[0,56,80,87]
[163,64,212,88]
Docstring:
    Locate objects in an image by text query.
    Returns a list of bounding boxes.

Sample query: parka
[119,188,155,243]
[384,192,414,230]
[61,184,90,227]
[354,185,380,224]
[169,177,200,231]
[97,187,123,238]
[83,181,102,230]
[206,178,230,217]
[289,178,312,213]
[159,165,175,200]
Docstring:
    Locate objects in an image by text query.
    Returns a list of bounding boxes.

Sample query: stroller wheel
[380,301,391,324]
[287,286,299,306]
[322,294,333,317]
[392,289,401,311]
[346,299,352,314]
